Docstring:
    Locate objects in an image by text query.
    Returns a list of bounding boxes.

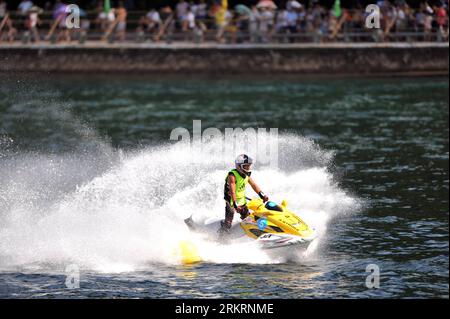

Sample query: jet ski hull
[184,216,316,250]
[183,198,317,260]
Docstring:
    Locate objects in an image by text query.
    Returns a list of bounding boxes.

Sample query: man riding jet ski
[184,155,317,251]
[220,154,269,237]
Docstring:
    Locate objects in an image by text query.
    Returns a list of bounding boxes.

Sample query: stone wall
[0,43,448,75]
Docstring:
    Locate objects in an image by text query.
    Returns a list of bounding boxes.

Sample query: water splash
[0,133,360,272]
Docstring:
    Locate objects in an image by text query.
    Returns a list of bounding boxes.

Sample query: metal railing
[1,9,448,44]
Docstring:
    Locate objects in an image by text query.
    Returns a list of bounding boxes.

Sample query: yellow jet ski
[184,198,317,251]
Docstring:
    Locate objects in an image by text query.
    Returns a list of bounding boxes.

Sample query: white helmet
[235,154,254,176]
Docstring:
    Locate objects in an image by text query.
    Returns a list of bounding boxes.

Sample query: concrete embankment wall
[0,43,448,75]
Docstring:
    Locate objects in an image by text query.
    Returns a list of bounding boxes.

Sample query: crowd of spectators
[0,0,448,44]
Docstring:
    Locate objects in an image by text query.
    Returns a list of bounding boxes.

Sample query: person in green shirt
[220,154,269,235]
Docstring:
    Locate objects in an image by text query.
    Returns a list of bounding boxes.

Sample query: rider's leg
[222,202,234,230]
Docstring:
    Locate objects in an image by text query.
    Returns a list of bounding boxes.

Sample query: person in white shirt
[141,9,161,33]
[186,8,196,30]
[258,7,274,43]
[97,5,115,31]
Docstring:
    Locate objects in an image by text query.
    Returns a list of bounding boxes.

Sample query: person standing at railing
[297,3,307,33]
[307,0,325,42]
[115,1,127,41]
[18,0,35,43]
[305,3,315,36]
[181,6,197,41]
[138,8,161,36]
[329,0,348,40]
[314,2,327,32]
[235,4,252,43]
[154,5,175,42]
[192,0,208,34]
[275,3,296,43]
[346,3,364,42]
[435,2,448,41]
[101,0,119,41]
[101,1,127,42]
[44,0,69,43]
[275,4,288,35]
[258,6,275,43]
[0,1,5,20]
[286,2,300,41]
[0,0,6,35]
[182,6,194,31]
[383,1,398,40]
[421,1,434,41]
[96,1,115,34]
[25,5,42,43]
[73,8,90,42]
[176,0,189,30]
[255,1,277,43]
[395,1,411,38]
[225,10,239,43]
[45,1,71,43]
[0,0,17,42]
[214,0,229,43]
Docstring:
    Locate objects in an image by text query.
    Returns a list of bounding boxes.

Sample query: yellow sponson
[177,240,202,265]
[242,198,314,239]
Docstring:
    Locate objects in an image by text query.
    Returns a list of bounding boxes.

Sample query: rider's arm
[248,177,269,202]
[248,177,262,194]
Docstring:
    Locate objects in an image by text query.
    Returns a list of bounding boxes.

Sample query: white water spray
[0,134,359,272]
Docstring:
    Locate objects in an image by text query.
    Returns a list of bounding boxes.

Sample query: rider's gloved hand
[234,203,244,214]
[237,206,249,219]
[233,203,248,217]
[258,191,269,203]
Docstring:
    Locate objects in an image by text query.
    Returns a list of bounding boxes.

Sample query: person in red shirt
[435,3,448,41]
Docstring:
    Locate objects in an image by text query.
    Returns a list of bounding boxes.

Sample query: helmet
[235,154,254,176]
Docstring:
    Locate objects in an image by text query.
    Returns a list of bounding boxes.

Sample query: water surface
[0,75,448,298]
